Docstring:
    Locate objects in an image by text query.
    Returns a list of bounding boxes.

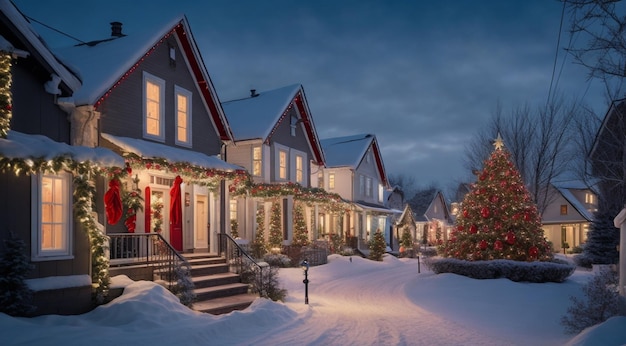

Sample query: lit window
[252,147,262,176]
[175,86,192,146]
[318,171,324,188]
[296,155,303,183]
[329,173,335,189]
[32,172,72,260]
[143,72,165,140]
[560,205,568,215]
[366,177,372,197]
[585,193,595,204]
[279,150,287,179]
[378,184,384,203]
[230,200,237,221]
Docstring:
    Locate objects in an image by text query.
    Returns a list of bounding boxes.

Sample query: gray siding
[97,33,222,156]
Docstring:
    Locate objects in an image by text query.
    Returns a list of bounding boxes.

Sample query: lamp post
[301,259,309,304]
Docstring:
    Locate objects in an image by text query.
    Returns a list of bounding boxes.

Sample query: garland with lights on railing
[231,181,349,215]
[0,53,12,138]
[0,154,128,302]
[124,153,250,192]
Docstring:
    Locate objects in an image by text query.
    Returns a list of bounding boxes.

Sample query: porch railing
[108,233,189,291]
[217,233,267,297]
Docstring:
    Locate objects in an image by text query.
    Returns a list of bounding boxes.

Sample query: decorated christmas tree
[251,205,267,259]
[292,202,310,247]
[441,135,552,262]
[368,229,387,261]
[268,201,283,251]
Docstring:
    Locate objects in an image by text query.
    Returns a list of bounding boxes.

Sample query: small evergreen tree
[251,205,268,259]
[268,201,283,251]
[368,229,387,261]
[440,137,552,262]
[560,267,622,334]
[400,228,413,249]
[292,202,310,247]
[575,207,620,268]
[172,262,196,307]
[0,233,35,316]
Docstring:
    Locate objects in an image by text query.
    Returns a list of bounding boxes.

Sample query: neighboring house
[50,15,243,255]
[222,84,326,246]
[407,188,452,245]
[589,98,626,212]
[317,134,392,250]
[385,185,406,251]
[541,180,597,253]
[0,1,125,315]
[394,204,417,250]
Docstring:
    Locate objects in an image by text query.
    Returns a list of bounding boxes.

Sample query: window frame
[252,146,262,177]
[174,85,192,147]
[31,171,73,261]
[295,154,303,183]
[328,172,335,190]
[279,150,288,180]
[143,72,165,141]
[560,205,568,215]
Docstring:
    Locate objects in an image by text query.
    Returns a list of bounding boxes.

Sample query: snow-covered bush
[561,267,622,334]
[429,258,575,283]
[0,232,35,316]
[171,262,196,307]
[263,253,291,268]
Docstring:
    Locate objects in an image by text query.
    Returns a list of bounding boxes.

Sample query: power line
[24,15,86,45]
[547,0,567,107]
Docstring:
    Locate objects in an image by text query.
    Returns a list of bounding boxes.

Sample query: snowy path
[261,256,517,346]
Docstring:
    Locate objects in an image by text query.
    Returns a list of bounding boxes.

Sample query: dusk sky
[14,0,607,190]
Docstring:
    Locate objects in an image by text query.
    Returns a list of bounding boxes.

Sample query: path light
[301,259,309,304]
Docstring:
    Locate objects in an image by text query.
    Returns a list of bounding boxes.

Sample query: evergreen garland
[0,232,35,316]
[0,53,12,138]
[251,205,267,259]
[268,201,283,251]
[291,202,310,247]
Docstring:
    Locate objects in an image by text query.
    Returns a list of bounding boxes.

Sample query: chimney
[110,21,124,37]
[250,89,259,97]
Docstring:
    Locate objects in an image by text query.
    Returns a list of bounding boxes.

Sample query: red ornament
[505,231,516,245]
[481,207,490,218]
[479,173,486,181]
[457,225,464,231]
[463,209,469,218]
[146,162,152,169]
[479,240,488,250]
[529,246,538,258]
[489,195,498,203]
[469,224,477,234]
[494,240,503,251]
[524,212,531,221]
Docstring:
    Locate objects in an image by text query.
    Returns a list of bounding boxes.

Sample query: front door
[194,195,209,250]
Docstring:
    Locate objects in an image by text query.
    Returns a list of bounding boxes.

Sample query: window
[329,173,335,189]
[366,177,372,197]
[175,86,192,146]
[318,171,324,188]
[279,150,287,180]
[295,155,303,183]
[366,150,370,163]
[560,205,568,215]
[252,146,262,176]
[32,172,72,260]
[585,193,595,204]
[378,184,384,203]
[290,115,298,136]
[143,72,165,140]
[360,175,365,196]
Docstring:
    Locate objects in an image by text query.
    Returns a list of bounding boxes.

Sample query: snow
[101,133,242,171]
[321,133,375,168]
[221,84,302,141]
[0,130,124,167]
[1,255,625,346]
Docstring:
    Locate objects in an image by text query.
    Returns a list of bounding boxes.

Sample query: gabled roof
[222,84,325,165]
[52,15,233,141]
[555,187,593,222]
[396,204,417,226]
[320,133,389,187]
[408,188,450,223]
[0,1,81,92]
[589,98,626,160]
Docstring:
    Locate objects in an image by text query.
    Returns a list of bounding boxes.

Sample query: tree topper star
[493,133,505,150]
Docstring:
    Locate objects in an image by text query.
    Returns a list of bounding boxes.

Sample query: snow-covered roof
[0,35,28,58]
[102,133,242,171]
[0,1,80,91]
[321,134,374,168]
[556,187,594,222]
[222,84,325,164]
[0,131,124,167]
[222,84,301,141]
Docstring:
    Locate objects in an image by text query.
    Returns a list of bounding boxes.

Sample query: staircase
[183,253,259,315]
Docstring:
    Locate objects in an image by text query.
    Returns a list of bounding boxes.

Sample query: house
[51,15,244,255]
[0,0,126,315]
[541,180,597,253]
[589,98,626,213]
[394,204,417,252]
[317,133,392,251]
[407,188,452,245]
[222,84,332,250]
[385,185,406,251]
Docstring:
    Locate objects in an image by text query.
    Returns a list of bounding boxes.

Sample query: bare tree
[463,96,584,214]
[388,173,417,198]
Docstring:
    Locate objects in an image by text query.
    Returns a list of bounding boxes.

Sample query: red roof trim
[294,91,324,165]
